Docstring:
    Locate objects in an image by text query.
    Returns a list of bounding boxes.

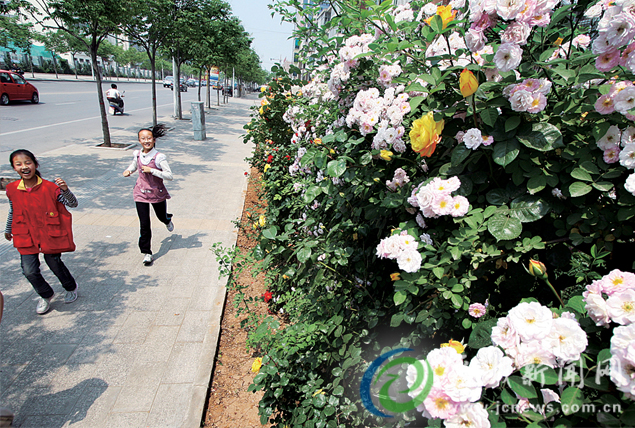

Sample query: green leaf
[571,168,592,182]
[565,295,586,314]
[507,375,538,398]
[390,313,404,327]
[486,189,509,205]
[429,14,443,33]
[468,318,498,349]
[517,122,564,151]
[569,182,593,197]
[314,151,328,169]
[452,144,471,166]
[297,247,312,263]
[592,181,613,192]
[480,108,499,127]
[262,226,278,240]
[560,387,584,415]
[409,95,426,111]
[618,206,635,221]
[327,159,346,177]
[432,267,444,279]
[493,139,520,167]
[462,318,472,328]
[450,294,463,308]
[510,195,551,223]
[527,175,547,194]
[303,185,322,203]
[394,290,407,306]
[505,116,521,132]
[488,214,522,241]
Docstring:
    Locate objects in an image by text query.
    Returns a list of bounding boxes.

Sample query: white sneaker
[36,296,52,315]
[64,286,78,303]
[143,254,153,265]
[166,220,174,232]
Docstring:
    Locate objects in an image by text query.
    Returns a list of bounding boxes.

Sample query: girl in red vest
[123,124,174,265]
[4,150,79,315]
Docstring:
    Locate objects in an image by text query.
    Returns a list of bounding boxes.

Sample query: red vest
[6,179,76,255]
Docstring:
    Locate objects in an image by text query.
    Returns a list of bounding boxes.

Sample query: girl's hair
[138,123,169,142]
[9,149,41,177]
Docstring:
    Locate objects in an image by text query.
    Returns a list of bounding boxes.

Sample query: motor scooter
[107,91,125,115]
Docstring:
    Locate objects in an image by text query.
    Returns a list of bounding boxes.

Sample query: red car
[0,70,39,105]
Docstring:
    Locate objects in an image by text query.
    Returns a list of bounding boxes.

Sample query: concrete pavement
[0,95,256,427]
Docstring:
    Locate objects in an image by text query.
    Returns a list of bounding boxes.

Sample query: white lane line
[54,102,77,106]
[0,103,175,136]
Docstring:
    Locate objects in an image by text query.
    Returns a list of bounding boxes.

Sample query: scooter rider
[106,84,124,110]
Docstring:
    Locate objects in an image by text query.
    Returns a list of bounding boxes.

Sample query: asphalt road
[0,80,219,155]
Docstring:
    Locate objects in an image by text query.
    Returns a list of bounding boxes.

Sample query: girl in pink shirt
[123,124,174,265]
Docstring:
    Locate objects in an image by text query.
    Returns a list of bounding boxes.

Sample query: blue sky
[226,0,296,72]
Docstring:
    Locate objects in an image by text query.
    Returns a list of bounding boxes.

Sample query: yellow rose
[459,69,478,98]
[260,98,269,106]
[259,215,266,227]
[390,273,401,281]
[314,138,322,145]
[380,150,393,161]
[259,106,264,115]
[409,112,444,158]
[425,5,456,29]
[440,339,465,354]
[260,86,267,92]
[251,357,263,373]
[264,164,271,173]
[554,37,564,46]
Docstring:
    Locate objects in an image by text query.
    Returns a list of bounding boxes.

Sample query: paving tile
[136,326,180,363]
[146,383,193,427]
[154,297,190,326]
[175,311,212,343]
[103,411,148,428]
[162,342,203,384]
[112,361,166,412]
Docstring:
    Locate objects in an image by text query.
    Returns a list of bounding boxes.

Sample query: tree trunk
[198,68,202,103]
[72,54,78,79]
[52,51,58,79]
[172,56,182,119]
[206,66,211,108]
[150,49,157,127]
[91,45,111,147]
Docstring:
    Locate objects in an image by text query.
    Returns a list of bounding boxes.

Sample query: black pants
[107,97,123,108]
[135,201,171,255]
[21,253,77,299]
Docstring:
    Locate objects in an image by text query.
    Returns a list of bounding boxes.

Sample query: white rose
[494,43,523,72]
[469,346,514,388]
[508,301,554,341]
[548,318,588,364]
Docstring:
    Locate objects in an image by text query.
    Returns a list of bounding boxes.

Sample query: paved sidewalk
[0,95,257,427]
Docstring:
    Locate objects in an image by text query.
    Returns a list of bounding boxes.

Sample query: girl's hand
[141,166,152,174]
[4,232,11,241]
[54,177,68,191]
[123,170,131,177]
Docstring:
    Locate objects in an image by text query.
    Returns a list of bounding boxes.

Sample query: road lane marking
[0,103,175,136]
[54,102,77,105]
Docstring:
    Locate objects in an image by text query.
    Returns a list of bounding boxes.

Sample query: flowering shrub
[233,0,635,426]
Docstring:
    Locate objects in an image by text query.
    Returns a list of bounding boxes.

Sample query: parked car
[0,70,39,105]
[162,76,173,88]
[186,78,198,87]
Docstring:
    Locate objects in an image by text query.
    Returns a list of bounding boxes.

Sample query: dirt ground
[203,168,271,428]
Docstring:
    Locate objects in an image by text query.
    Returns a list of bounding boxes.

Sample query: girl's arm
[123,152,138,176]
[57,188,78,208]
[151,154,173,181]
[4,200,12,240]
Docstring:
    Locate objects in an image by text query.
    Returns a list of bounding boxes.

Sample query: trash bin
[191,101,206,140]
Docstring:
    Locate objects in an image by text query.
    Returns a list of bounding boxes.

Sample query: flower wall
[239,0,635,426]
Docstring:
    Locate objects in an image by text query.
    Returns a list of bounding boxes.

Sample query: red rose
[263,291,273,303]
[266,155,273,163]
